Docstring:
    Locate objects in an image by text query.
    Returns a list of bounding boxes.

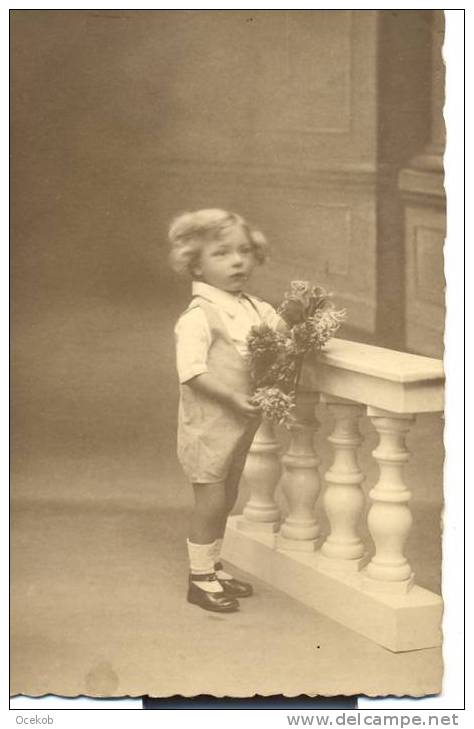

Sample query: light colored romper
[176,295,263,484]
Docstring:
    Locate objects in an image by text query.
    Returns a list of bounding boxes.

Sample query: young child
[169,209,285,613]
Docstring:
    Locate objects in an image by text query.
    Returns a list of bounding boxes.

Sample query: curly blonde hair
[168,208,269,277]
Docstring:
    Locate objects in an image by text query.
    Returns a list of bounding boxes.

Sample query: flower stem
[293,353,305,395]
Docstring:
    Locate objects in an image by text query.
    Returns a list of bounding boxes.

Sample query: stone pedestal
[223,516,442,653]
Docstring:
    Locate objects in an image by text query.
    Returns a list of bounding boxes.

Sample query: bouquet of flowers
[246,281,346,426]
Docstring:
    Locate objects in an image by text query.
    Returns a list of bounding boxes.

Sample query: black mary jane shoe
[214,562,254,598]
[187,573,240,613]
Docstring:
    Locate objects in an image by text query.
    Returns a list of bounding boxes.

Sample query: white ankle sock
[186,539,223,593]
[212,538,234,581]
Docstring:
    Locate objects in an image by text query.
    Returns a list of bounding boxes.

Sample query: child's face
[193,225,257,293]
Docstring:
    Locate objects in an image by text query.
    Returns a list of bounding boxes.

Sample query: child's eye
[212,249,227,257]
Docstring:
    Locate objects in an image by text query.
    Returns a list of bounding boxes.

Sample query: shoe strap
[190,572,218,582]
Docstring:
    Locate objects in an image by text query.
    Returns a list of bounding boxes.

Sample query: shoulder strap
[241,293,264,320]
[178,295,230,342]
[192,296,229,338]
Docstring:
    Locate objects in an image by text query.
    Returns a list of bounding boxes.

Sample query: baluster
[319,396,366,571]
[278,391,321,551]
[363,407,416,593]
[238,417,282,533]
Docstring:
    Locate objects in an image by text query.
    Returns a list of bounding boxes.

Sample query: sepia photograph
[10,9,450,701]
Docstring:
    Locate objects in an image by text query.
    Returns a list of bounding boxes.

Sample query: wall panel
[404,205,446,357]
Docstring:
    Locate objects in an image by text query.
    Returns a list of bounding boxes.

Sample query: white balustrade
[278,391,321,551]
[363,407,416,592]
[238,417,281,533]
[319,395,366,571]
[224,338,444,651]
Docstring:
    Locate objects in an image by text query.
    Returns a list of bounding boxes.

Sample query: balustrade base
[362,571,415,594]
[277,535,319,552]
[222,516,442,653]
[237,518,280,534]
[318,551,368,573]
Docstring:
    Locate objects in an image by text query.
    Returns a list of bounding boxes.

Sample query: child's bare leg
[186,482,240,610]
[222,461,247,531]
[189,482,227,544]
[212,460,253,596]
[218,428,257,536]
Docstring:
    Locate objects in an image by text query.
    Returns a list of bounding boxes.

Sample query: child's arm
[187,373,260,418]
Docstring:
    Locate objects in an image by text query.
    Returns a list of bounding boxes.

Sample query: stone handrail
[300,338,445,413]
[222,338,445,652]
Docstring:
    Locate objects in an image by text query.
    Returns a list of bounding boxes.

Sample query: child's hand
[278,298,305,327]
[230,393,261,418]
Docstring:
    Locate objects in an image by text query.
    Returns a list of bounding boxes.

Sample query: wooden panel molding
[413,226,445,307]
[155,158,379,192]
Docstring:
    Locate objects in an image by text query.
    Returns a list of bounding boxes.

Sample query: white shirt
[174,281,283,384]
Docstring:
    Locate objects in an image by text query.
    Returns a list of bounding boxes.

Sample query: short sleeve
[174,307,212,384]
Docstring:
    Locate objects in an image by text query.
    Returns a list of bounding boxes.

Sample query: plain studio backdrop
[10,10,445,698]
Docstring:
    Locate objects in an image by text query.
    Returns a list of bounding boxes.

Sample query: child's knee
[193,482,227,517]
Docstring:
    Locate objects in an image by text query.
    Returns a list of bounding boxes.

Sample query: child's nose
[231,252,244,266]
